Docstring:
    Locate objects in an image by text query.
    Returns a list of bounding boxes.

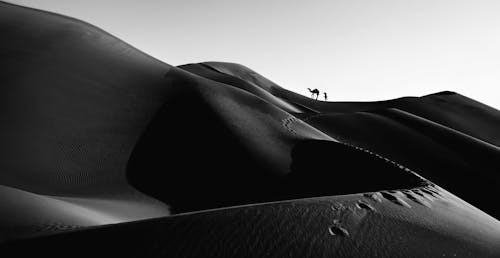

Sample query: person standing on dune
[323,92,328,101]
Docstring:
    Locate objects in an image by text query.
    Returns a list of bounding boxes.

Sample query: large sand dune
[1,2,500,257]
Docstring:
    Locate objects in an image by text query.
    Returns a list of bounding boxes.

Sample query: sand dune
[0,0,171,235]
[2,2,500,257]
[4,187,500,257]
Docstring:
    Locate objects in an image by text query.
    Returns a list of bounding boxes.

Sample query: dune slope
[0,1,172,238]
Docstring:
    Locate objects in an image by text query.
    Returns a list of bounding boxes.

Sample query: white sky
[6,0,500,109]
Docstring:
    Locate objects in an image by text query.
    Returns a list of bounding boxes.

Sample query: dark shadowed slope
[0,2,172,195]
[302,108,500,217]
[0,1,173,238]
[197,62,500,218]
[127,66,429,214]
[2,2,500,257]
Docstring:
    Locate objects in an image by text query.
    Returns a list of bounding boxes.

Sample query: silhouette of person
[323,92,327,101]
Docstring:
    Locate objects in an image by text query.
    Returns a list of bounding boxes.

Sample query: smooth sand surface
[4,187,500,257]
[1,2,500,257]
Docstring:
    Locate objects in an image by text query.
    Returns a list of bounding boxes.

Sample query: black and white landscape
[1,2,500,257]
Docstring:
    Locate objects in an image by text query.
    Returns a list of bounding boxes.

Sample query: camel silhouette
[308,88,319,100]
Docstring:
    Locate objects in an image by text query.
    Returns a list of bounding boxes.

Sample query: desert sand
[1,1,500,257]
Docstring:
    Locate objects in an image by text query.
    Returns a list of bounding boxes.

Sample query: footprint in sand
[330,203,347,212]
[423,187,442,197]
[403,191,431,208]
[381,191,412,208]
[356,201,375,211]
[421,188,441,199]
[414,189,436,202]
[328,223,349,237]
[281,116,300,135]
[37,223,82,233]
[363,192,383,202]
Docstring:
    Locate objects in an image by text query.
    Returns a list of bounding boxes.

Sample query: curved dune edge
[2,2,500,256]
[0,184,168,242]
[3,186,500,257]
